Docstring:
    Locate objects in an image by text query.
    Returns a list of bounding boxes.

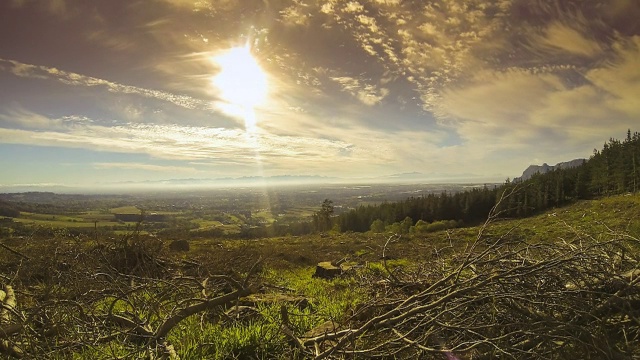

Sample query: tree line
[335,130,640,233]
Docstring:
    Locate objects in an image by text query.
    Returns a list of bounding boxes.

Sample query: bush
[411,219,459,233]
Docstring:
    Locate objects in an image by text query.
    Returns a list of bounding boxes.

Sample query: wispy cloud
[0,106,92,129]
[437,62,635,167]
[9,0,73,18]
[0,58,215,113]
[331,76,389,106]
[93,162,199,172]
[158,0,234,12]
[537,22,604,57]
[0,109,355,166]
[586,36,640,118]
[0,182,66,188]
[0,107,467,177]
[280,1,311,26]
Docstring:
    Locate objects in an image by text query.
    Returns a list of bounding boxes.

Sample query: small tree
[400,216,412,234]
[370,219,385,233]
[313,199,334,232]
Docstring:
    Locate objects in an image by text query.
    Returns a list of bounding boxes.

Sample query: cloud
[0,110,355,166]
[440,69,565,126]
[330,76,389,106]
[9,0,72,18]
[437,58,638,169]
[344,1,364,13]
[357,15,379,33]
[93,162,199,172]
[313,0,514,114]
[0,106,463,178]
[0,107,91,130]
[586,36,640,118]
[45,0,69,17]
[372,0,401,5]
[0,58,216,113]
[537,22,604,57]
[0,107,61,129]
[157,0,234,12]
[280,2,311,26]
[0,182,66,188]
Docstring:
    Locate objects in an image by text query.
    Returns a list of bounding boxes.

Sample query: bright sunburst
[211,44,268,131]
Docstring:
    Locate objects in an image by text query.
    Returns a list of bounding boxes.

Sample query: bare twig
[382,234,402,284]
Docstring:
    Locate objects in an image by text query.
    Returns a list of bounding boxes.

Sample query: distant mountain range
[119,175,338,186]
[2,164,587,194]
[514,159,586,182]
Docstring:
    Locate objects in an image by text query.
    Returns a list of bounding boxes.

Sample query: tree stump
[169,240,189,252]
[312,262,341,279]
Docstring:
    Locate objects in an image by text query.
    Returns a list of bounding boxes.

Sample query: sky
[1,0,639,190]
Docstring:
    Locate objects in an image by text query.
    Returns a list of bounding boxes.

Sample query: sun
[211,44,268,130]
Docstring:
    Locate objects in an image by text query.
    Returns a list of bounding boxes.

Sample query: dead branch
[154,286,254,340]
[0,324,22,340]
[0,285,23,358]
[382,234,402,284]
[0,242,30,261]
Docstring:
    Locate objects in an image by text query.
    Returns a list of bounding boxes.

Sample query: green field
[14,211,118,228]
[109,205,142,214]
[191,219,224,229]
[252,210,275,223]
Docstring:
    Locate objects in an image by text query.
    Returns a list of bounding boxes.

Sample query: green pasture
[109,206,142,214]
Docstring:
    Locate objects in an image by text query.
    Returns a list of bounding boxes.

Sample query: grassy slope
[155,193,640,359]
[189,193,640,272]
[2,193,639,359]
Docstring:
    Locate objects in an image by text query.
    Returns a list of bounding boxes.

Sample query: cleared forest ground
[1,193,639,359]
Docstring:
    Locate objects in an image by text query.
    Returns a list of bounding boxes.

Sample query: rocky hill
[515,158,585,182]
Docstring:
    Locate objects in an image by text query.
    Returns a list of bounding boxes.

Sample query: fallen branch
[0,242,30,261]
[0,324,22,340]
[0,285,23,358]
[154,286,254,340]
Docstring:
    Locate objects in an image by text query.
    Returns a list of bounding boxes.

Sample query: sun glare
[211,44,268,131]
